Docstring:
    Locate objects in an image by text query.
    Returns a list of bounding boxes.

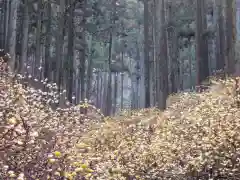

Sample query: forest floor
[0,73,240,180]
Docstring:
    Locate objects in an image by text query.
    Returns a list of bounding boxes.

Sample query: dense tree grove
[1,0,240,179]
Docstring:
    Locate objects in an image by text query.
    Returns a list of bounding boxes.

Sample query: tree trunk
[8,0,19,73]
[113,73,118,114]
[44,1,52,82]
[214,0,225,71]
[120,52,124,110]
[35,0,42,81]
[99,71,103,110]
[96,71,100,108]
[166,0,178,93]
[86,35,94,100]
[0,0,8,49]
[67,0,74,103]
[135,41,141,108]
[20,0,29,74]
[4,0,10,50]
[104,32,113,116]
[153,0,158,104]
[55,0,65,92]
[225,0,236,75]
[195,0,209,84]
[78,0,87,104]
[156,0,168,110]
[144,0,150,108]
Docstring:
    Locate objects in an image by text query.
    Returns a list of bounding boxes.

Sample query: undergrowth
[0,62,240,179]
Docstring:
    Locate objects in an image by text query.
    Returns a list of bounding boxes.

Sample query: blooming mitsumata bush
[0,58,240,179]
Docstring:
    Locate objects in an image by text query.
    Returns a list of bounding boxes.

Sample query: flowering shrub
[0,62,240,179]
[0,72,103,179]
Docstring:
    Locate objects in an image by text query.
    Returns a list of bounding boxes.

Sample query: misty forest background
[0,0,240,116]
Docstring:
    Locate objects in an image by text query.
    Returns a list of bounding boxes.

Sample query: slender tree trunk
[86,35,94,100]
[120,51,124,110]
[225,0,236,75]
[55,0,65,97]
[105,32,113,116]
[96,71,100,108]
[148,1,154,106]
[144,0,150,108]
[78,0,87,104]
[195,0,209,84]
[102,71,107,112]
[4,0,10,51]
[135,40,141,109]
[8,0,19,73]
[67,0,74,103]
[119,21,125,110]
[156,0,168,110]
[113,73,118,114]
[0,0,6,49]
[152,0,158,104]
[189,43,193,88]
[99,71,104,110]
[215,0,225,71]
[166,1,178,93]
[35,0,42,82]
[44,1,52,82]
[20,0,29,74]
[131,70,138,109]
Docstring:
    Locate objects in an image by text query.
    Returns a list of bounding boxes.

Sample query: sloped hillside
[0,73,240,180]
